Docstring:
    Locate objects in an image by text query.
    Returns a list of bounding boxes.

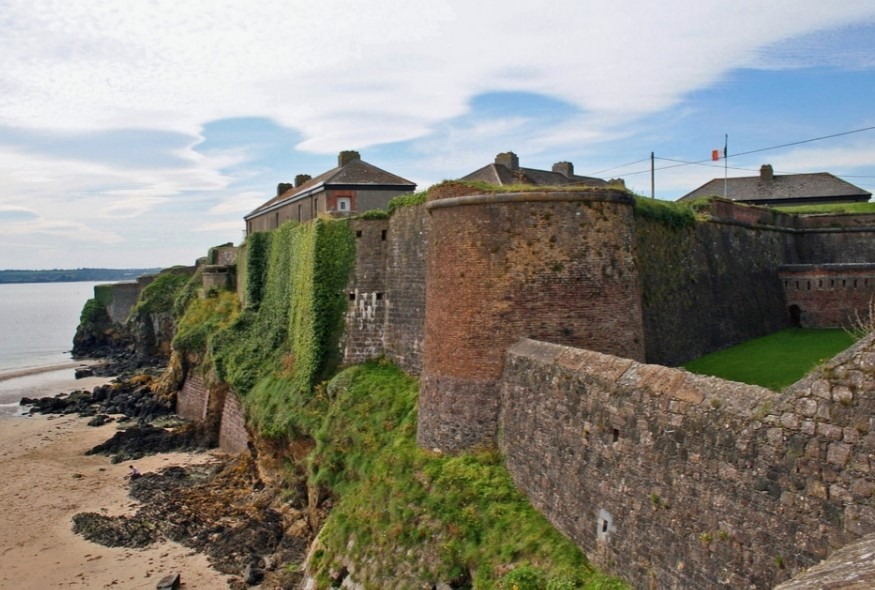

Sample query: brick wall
[419,190,644,451]
[780,264,875,328]
[499,337,875,589]
[219,391,249,454]
[177,375,209,421]
[383,203,430,374]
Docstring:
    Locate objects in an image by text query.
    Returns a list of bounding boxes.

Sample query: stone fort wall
[419,189,645,451]
[499,336,875,589]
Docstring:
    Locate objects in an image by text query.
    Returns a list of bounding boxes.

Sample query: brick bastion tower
[418,187,646,452]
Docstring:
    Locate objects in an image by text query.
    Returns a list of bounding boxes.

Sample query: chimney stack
[295,174,312,187]
[760,164,774,182]
[552,161,574,178]
[495,152,519,171]
[338,150,361,167]
[277,182,293,196]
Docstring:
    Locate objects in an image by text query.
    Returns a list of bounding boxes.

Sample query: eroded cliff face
[72,267,197,370]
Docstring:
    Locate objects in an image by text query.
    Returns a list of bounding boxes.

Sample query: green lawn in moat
[682,328,857,391]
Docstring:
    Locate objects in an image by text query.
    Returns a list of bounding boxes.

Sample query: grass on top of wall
[773,202,875,214]
[683,328,857,391]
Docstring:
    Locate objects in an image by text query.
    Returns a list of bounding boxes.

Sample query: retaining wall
[499,337,875,589]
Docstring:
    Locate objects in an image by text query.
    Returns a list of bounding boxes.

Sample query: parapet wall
[499,337,875,589]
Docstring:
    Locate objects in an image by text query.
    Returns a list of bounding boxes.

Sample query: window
[337,197,351,212]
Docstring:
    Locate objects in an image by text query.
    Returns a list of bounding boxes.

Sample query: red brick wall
[781,265,875,328]
[419,189,644,451]
[219,392,249,454]
[177,375,209,421]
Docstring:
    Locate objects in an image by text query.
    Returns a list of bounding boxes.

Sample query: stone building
[244,150,416,234]
[460,151,620,187]
[679,164,871,206]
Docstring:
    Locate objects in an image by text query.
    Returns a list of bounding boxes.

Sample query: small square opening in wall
[381,229,387,241]
[349,292,356,301]
[355,230,363,238]
[376,293,383,301]
[612,428,620,443]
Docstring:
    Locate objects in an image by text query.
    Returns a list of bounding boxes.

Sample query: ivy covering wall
[176,218,355,437]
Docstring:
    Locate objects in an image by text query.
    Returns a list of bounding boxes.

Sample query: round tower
[418,188,645,452]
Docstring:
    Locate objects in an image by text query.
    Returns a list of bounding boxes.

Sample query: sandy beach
[0,412,233,589]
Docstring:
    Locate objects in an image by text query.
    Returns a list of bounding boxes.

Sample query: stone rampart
[635,211,796,366]
[420,190,644,452]
[499,336,875,589]
[342,218,390,365]
[106,281,144,324]
[382,203,430,374]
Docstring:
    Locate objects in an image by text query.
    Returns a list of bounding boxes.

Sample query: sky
[1,0,874,270]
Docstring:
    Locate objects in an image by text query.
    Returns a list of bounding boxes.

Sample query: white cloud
[2,0,873,152]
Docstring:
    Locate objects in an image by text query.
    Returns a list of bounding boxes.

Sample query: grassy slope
[683,328,856,390]
[308,361,627,590]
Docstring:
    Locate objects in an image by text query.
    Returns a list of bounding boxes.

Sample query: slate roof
[462,163,609,187]
[246,157,416,219]
[678,171,871,205]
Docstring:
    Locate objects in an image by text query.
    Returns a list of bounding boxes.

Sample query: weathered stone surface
[774,532,875,589]
[498,334,875,590]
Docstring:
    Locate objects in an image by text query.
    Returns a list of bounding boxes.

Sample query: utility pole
[650,151,655,199]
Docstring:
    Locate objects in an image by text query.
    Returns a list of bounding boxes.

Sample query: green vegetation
[305,361,626,590]
[128,268,193,319]
[632,197,697,229]
[683,328,857,390]
[387,190,428,214]
[173,218,356,437]
[0,267,160,284]
[774,201,875,214]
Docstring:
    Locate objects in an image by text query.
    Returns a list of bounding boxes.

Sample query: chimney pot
[338,150,361,167]
[295,174,312,188]
[277,182,293,196]
[760,164,774,181]
[495,151,519,171]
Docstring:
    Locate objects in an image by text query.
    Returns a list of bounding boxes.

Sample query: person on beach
[128,465,141,480]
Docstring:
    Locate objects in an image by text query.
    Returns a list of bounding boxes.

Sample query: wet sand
[0,395,233,588]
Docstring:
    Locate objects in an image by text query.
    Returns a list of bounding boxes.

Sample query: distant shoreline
[0,268,161,285]
[0,360,99,384]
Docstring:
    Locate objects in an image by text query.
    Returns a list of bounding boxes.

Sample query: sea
[0,281,104,417]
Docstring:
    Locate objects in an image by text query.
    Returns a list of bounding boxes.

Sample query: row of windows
[783,278,875,291]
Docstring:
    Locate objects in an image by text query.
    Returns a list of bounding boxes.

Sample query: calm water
[0,281,104,415]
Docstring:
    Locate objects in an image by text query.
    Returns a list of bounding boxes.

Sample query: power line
[583,125,875,179]
[730,125,875,159]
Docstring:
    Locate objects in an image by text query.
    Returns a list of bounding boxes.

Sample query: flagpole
[723,134,728,199]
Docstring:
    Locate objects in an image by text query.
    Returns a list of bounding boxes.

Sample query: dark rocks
[156,573,181,590]
[86,423,214,462]
[72,512,160,548]
[87,414,113,427]
[22,371,174,424]
[72,456,300,584]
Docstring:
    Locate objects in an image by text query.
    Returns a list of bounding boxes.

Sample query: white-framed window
[337,197,351,212]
